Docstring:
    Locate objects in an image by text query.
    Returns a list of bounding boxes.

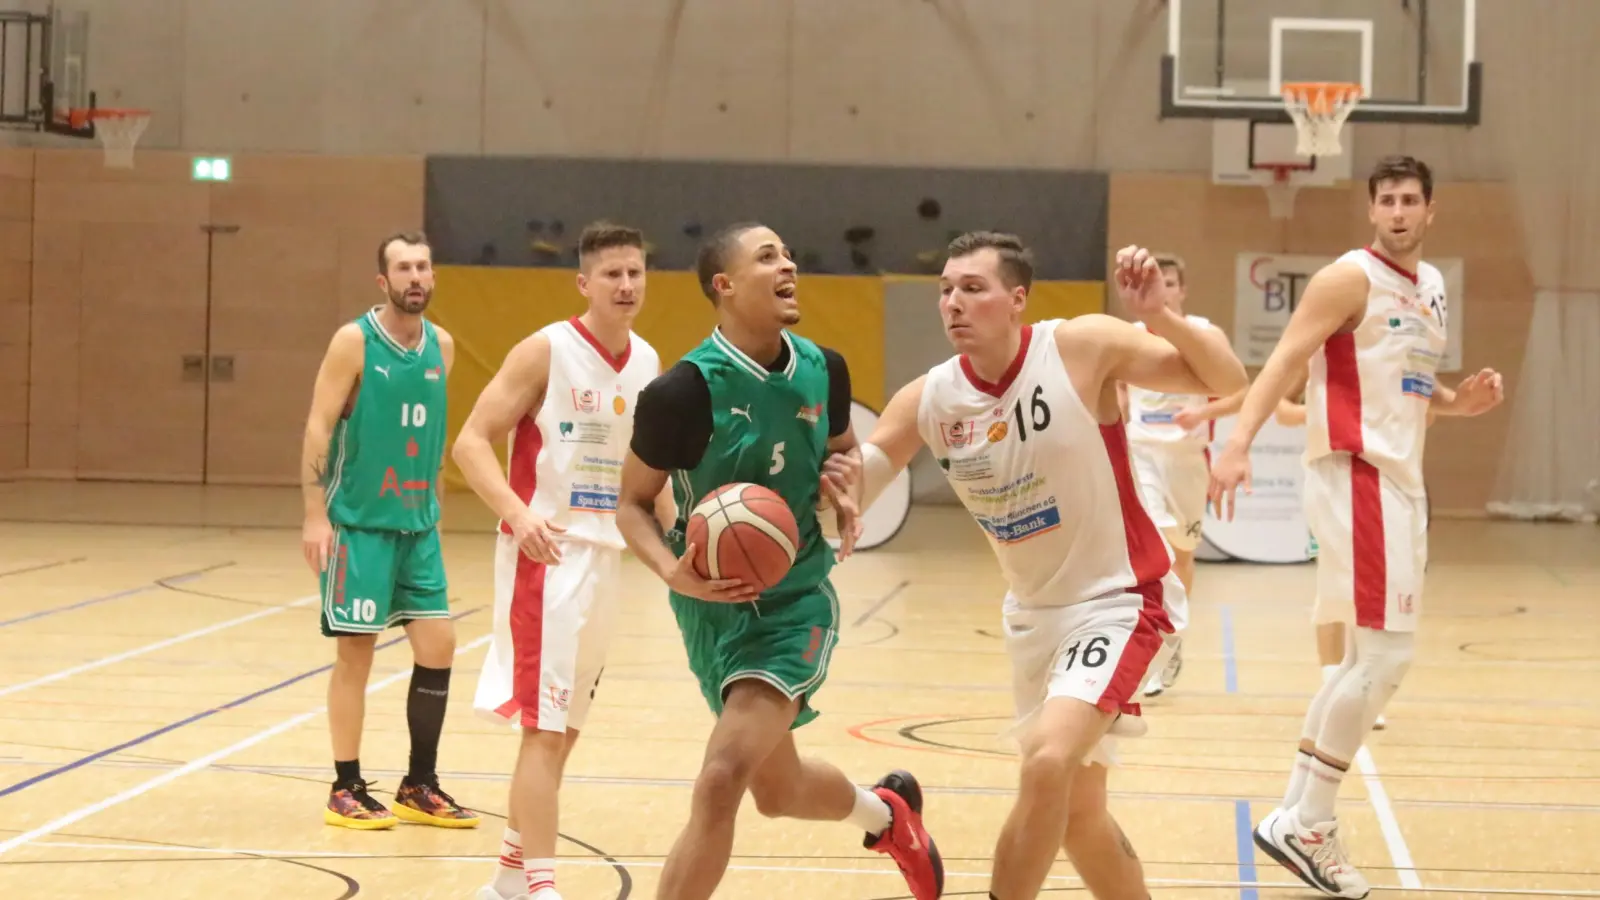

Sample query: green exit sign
[192,156,231,181]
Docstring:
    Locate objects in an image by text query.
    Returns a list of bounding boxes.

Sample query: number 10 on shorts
[347,597,378,623]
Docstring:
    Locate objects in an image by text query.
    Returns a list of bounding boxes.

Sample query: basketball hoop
[1263,165,1301,220]
[1281,82,1361,157]
[68,108,152,169]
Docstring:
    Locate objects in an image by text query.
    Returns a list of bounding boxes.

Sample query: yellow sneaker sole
[323,807,398,830]
[392,802,480,828]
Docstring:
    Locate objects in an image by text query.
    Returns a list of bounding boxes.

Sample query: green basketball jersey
[670,328,834,599]
[323,308,448,533]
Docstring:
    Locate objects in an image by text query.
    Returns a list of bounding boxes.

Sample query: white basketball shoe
[1253,806,1370,898]
[1143,635,1183,696]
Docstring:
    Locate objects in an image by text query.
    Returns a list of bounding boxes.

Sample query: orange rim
[66,108,151,129]
[1282,82,1362,114]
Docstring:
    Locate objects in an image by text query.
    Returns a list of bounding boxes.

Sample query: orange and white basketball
[685,482,800,591]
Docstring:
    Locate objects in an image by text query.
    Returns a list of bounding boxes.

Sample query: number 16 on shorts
[1050,630,1128,708]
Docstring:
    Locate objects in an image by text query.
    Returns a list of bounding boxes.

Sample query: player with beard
[1210,156,1503,898]
[300,231,477,830]
[614,223,945,900]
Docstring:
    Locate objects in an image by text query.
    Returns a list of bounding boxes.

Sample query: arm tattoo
[309,456,331,488]
[1113,820,1138,859]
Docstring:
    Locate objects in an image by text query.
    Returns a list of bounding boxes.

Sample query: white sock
[524,857,556,897]
[493,828,523,895]
[1282,749,1314,808]
[1321,664,1340,684]
[1296,757,1347,825]
[846,785,892,836]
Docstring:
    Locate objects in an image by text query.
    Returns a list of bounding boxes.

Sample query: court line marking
[0,595,317,699]
[22,842,1600,896]
[850,579,909,627]
[1221,605,1256,900]
[0,562,228,628]
[0,629,493,859]
[1356,746,1423,889]
[2,759,1593,816]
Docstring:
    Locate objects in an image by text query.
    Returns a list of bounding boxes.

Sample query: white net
[1282,84,1361,157]
[91,112,151,169]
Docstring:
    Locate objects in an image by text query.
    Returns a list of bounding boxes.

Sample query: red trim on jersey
[494,552,549,728]
[1363,246,1418,284]
[1351,458,1388,629]
[1099,423,1173,587]
[1323,333,1365,453]
[959,324,1032,398]
[569,316,631,373]
[1096,422,1176,717]
[500,415,543,537]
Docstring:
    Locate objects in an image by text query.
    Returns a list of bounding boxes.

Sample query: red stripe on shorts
[1350,457,1387,628]
[496,553,548,728]
[500,415,543,537]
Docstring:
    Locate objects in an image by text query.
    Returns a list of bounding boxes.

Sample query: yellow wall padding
[428,265,1100,490]
[427,266,890,489]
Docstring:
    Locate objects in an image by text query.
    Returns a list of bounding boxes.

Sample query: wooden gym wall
[0,149,423,485]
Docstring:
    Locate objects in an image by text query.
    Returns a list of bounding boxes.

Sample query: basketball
[685,482,800,590]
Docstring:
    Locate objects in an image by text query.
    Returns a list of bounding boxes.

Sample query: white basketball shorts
[1303,454,1427,633]
[1001,574,1183,765]
[473,535,623,733]
[1130,443,1210,552]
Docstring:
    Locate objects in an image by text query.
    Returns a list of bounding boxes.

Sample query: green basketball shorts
[669,580,841,729]
[319,524,450,637]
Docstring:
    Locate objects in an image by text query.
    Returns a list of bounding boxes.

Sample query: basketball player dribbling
[300,231,478,830]
[1114,253,1242,697]
[614,223,944,900]
[846,233,1249,900]
[451,223,666,900]
[1209,155,1504,898]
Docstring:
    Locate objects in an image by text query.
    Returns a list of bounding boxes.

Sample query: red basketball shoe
[864,769,944,899]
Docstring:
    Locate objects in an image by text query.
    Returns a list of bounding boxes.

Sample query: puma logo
[730,405,752,421]
[374,365,390,378]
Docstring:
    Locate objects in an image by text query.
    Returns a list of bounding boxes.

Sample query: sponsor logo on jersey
[1400,371,1435,400]
[558,421,612,444]
[941,421,975,448]
[795,402,822,425]
[425,366,443,381]
[975,500,1062,544]
[572,389,601,413]
[986,421,1009,443]
[612,395,627,415]
[569,487,619,513]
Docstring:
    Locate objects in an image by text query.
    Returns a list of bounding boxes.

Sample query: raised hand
[1113,245,1168,320]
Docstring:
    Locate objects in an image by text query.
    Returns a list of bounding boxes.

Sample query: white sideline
[0,632,492,858]
[1355,745,1423,889]
[0,595,319,700]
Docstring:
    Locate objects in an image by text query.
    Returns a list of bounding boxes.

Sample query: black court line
[0,557,87,579]
[852,580,910,628]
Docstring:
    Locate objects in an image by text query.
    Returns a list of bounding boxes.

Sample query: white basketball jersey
[1303,247,1448,498]
[502,317,660,550]
[917,320,1173,611]
[1123,315,1215,448]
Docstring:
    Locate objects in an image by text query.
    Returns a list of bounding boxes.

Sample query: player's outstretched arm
[1226,262,1367,453]
[452,332,550,524]
[844,375,928,511]
[299,323,364,572]
[1208,261,1367,519]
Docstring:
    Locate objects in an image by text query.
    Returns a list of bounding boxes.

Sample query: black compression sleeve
[820,346,854,438]
[628,362,713,472]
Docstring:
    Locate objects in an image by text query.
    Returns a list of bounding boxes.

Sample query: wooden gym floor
[0,481,1596,899]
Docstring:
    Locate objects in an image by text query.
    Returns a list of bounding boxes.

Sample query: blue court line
[1219,604,1239,694]
[0,564,220,629]
[1221,605,1258,899]
[1234,800,1261,900]
[0,607,479,800]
